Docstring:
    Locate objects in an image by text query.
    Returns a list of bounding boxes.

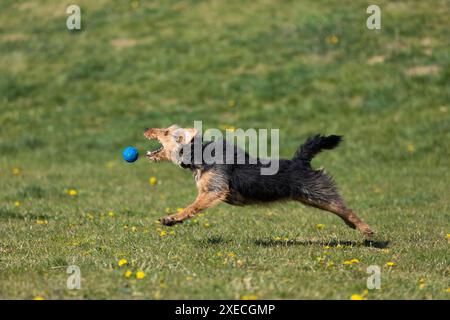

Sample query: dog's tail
[293,134,342,164]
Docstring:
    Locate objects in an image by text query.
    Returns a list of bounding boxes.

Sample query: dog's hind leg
[298,198,374,238]
[159,191,225,226]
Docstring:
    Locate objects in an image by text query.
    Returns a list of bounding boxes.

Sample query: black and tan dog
[144,125,373,237]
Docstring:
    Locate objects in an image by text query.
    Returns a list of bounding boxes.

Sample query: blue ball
[122,146,139,163]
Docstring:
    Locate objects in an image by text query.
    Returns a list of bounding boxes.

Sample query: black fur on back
[180,135,344,207]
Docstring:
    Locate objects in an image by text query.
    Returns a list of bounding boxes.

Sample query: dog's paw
[159,215,182,226]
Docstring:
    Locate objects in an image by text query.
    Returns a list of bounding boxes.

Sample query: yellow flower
[326,261,335,268]
[105,161,115,169]
[228,99,236,108]
[407,143,415,153]
[169,230,175,235]
[350,258,360,264]
[316,223,325,230]
[124,270,132,278]
[226,127,236,133]
[177,208,184,213]
[203,223,210,228]
[336,244,343,249]
[326,35,339,45]
[419,278,425,289]
[14,201,21,207]
[36,219,48,225]
[118,259,128,267]
[186,276,193,281]
[216,252,223,257]
[131,226,137,232]
[446,233,450,240]
[350,294,364,300]
[136,271,145,279]
[227,252,236,258]
[241,295,257,300]
[149,176,157,186]
[386,261,396,267]
[274,236,282,241]
[446,288,450,293]
[33,295,44,300]
[67,189,78,196]
[12,167,21,175]
[108,211,115,217]
[160,230,167,237]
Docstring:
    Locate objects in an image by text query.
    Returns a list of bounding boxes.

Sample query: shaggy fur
[144,125,374,237]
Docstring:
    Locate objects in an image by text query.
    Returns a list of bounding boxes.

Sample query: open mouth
[146,139,164,158]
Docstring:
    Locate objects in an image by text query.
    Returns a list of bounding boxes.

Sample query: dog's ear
[175,128,198,144]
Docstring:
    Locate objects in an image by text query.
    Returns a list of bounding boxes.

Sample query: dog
[144,125,373,237]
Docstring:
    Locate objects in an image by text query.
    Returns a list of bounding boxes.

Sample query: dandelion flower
[446,288,450,293]
[136,271,145,279]
[33,295,44,300]
[12,167,21,175]
[108,211,115,217]
[169,230,175,235]
[227,252,236,258]
[446,233,450,240]
[326,35,339,45]
[67,189,78,196]
[326,261,335,268]
[241,295,257,300]
[274,236,282,241]
[216,252,223,257]
[118,259,128,267]
[149,176,157,186]
[14,201,21,207]
[350,258,360,264]
[124,270,132,278]
[36,219,48,225]
[204,223,210,228]
[86,213,94,220]
[350,294,364,300]
[419,278,425,289]
[386,261,396,267]
[407,143,415,153]
[316,223,325,230]
[160,230,167,237]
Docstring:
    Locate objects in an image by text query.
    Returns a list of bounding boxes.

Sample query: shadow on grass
[0,208,51,220]
[254,239,390,249]
[197,235,389,249]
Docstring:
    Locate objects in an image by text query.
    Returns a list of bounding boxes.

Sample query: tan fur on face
[144,125,198,164]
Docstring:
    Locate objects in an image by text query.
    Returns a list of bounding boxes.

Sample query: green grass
[0,0,449,299]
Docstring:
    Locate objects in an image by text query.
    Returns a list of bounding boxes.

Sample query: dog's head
[144,125,198,164]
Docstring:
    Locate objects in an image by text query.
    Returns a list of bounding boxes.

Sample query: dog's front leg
[159,192,224,226]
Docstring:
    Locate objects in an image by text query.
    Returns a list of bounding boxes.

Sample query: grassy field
[0,0,449,299]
